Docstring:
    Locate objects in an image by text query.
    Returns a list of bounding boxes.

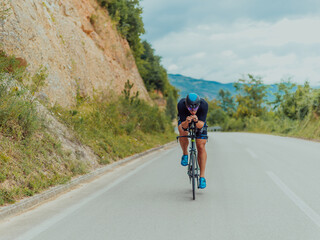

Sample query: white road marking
[14,148,175,240]
[267,171,320,228]
[246,148,258,159]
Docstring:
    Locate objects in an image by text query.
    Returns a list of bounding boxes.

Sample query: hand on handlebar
[186,116,192,123]
[190,115,198,123]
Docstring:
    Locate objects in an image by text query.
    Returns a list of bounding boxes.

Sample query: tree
[217,89,235,116]
[165,92,177,120]
[311,89,320,117]
[138,41,164,91]
[206,98,226,126]
[99,0,145,59]
[233,74,268,119]
[295,82,312,120]
[271,80,296,112]
[207,108,227,125]
[273,81,312,120]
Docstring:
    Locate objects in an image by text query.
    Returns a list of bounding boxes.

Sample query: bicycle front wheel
[191,152,196,200]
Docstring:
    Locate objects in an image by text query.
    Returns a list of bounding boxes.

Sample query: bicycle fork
[188,138,199,187]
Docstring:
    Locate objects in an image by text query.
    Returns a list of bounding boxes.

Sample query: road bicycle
[177,121,199,200]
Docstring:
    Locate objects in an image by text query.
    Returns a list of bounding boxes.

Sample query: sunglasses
[187,106,199,111]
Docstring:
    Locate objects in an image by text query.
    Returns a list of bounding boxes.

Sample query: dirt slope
[0,0,149,107]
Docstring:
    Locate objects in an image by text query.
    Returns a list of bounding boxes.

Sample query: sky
[140,0,320,85]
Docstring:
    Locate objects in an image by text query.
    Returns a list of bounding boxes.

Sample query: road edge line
[267,171,320,228]
[0,141,178,221]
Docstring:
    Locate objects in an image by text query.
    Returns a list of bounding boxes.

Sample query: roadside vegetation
[207,74,320,140]
[52,80,175,165]
[0,52,90,205]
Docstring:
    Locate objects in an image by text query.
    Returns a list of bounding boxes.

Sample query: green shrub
[0,77,41,139]
[0,131,89,205]
[0,51,26,81]
[52,88,175,164]
[0,51,91,206]
[0,52,49,140]
[223,118,245,131]
[0,189,15,204]
[207,108,227,126]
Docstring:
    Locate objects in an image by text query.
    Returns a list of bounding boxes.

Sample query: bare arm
[181,115,204,130]
[181,116,191,130]
[195,120,204,129]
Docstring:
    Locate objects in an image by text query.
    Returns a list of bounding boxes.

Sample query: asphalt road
[1,132,320,240]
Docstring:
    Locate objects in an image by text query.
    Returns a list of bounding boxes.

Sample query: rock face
[0,0,149,107]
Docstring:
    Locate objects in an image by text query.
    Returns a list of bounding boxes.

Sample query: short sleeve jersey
[177,98,208,123]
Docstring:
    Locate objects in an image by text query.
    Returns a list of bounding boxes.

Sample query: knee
[196,143,206,152]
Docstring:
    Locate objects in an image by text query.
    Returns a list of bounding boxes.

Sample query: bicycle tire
[191,152,196,200]
[196,154,199,188]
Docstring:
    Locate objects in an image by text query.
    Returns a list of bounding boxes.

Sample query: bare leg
[178,125,189,155]
[196,139,207,178]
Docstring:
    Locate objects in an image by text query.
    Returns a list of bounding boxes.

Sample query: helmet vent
[189,93,198,101]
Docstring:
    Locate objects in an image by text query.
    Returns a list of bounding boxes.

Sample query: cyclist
[177,93,208,189]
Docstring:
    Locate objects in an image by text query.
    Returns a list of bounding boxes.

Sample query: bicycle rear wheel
[191,152,196,200]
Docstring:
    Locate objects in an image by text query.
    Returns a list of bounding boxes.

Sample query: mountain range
[168,74,282,101]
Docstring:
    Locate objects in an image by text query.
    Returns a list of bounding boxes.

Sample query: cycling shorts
[178,120,208,140]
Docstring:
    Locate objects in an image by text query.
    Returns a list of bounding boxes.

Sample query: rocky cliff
[0,0,149,107]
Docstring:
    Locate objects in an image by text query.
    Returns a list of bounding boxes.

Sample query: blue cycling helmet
[186,93,200,109]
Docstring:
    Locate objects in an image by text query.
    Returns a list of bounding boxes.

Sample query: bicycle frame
[177,121,200,200]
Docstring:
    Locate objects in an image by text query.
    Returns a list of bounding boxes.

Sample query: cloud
[150,16,320,85]
[141,0,320,40]
[167,64,179,72]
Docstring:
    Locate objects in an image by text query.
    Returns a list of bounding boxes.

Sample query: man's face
[189,109,197,115]
[186,104,199,115]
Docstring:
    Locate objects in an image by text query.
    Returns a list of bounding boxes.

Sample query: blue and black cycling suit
[177,98,208,139]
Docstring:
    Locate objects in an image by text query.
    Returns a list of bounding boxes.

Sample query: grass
[221,114,320,142]
[0,53,90,205]
[51,91,176,164]
[285,117,320,141]
[0,87,90,205]
[0,132,89,205]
